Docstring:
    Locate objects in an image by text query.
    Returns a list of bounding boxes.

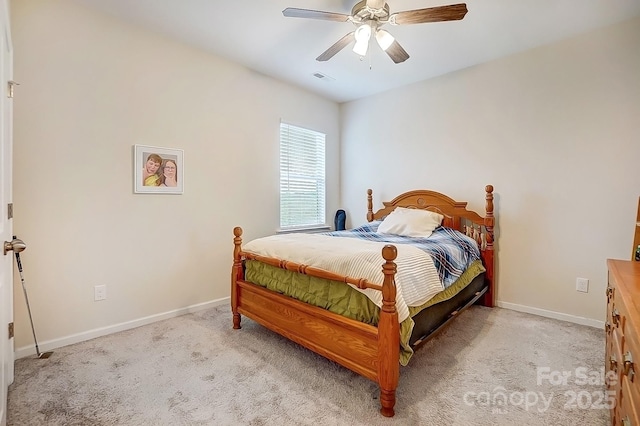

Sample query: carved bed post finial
[484,185,494,250]
[232,227,243,329]
[483,185,495,307]
[381,245,397,311]
[378,244,399,417]
[367,189,374,222]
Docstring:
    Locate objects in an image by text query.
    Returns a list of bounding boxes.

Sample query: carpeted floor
[7,305,609,425]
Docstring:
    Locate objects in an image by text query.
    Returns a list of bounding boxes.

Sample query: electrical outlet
[576,278,589,293]
[94,285,107,301]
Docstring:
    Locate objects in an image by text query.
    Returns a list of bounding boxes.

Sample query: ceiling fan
[282,1,468,64]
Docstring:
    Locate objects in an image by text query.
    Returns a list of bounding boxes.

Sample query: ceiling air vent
[312,72,335,82]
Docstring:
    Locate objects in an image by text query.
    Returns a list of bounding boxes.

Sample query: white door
[0,0,13,424]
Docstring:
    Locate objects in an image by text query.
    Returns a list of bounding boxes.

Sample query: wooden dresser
[606,259,640,425]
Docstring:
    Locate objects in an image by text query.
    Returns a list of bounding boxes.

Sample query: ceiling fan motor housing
[351,0,390,24]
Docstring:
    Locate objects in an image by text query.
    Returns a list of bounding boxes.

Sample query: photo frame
[134,145,184,194]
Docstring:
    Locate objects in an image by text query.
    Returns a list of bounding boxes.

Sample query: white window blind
[279,122,326,229]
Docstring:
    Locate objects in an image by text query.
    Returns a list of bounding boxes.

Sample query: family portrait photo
[134,144,184,194]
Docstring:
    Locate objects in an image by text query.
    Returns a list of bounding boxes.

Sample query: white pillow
[377,207,444,238]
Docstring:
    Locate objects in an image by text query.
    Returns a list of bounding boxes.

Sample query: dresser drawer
[622,330,640,409]
[607,273,616,303]
[607,273,616,320]
[613,329,625,396]
[621,377,640,426]
[611,298,630,340]
[610,332,623,424]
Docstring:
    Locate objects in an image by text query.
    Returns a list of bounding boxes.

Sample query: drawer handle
[612,308,621,326]
[621,416,631,426]
[624,351,635,379]
[610,355,618,372]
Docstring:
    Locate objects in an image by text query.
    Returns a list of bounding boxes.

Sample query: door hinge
[7,203,12,219]
[8,322,13,339]
[7,80,19,99]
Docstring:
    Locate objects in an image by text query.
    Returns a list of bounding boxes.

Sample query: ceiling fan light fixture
[353,23,371,56]
[352,39,369,56]
[354,23,372,43]
[375,29,394,51]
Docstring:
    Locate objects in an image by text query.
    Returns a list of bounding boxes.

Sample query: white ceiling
[74,0,640,103]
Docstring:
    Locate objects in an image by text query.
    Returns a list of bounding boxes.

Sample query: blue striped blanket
[322,221,481,289]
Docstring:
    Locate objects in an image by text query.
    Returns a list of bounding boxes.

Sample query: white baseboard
[15,298,602,359]
[14,297,230,360]
[496,300,605,329]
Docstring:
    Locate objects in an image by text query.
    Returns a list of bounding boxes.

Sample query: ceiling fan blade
[365,0,386,9]
[391,3,468,25]
[283,8,350,22]
[316,32,355,61]
[385,40,410,64]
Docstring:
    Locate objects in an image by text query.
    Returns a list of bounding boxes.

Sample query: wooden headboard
[366,185,495,306]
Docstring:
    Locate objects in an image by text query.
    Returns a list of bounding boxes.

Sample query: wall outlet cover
[576,278,589,293]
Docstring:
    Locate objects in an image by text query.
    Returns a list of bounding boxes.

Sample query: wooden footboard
[232,228,400,416]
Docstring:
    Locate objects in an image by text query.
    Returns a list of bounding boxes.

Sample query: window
[279,122,326,230]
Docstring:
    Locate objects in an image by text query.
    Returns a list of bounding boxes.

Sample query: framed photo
[134,145,184,194]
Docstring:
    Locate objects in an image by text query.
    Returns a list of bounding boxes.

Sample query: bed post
[482,185,495,307]
[367,189,374,222]
[378,245,399,417]
[232,227,243,329]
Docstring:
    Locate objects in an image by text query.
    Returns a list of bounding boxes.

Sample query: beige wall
[10,0,340,353]
[340,17,640,324]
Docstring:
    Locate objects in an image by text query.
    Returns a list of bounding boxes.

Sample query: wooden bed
[231,185,495,417]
